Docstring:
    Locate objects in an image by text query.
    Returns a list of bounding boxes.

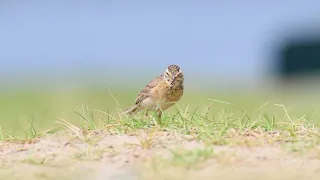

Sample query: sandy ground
[0,129,320,180]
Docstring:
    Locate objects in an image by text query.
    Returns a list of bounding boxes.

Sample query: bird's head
[163,64,184,88]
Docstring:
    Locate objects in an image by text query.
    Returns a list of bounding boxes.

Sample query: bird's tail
[123,104,139,115]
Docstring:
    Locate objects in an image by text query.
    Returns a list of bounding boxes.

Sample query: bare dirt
[0,129,320,180]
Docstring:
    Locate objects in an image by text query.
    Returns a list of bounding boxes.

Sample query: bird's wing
[134,75,163,105]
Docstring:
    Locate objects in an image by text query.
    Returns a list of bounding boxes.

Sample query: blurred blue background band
[1,1,320,90]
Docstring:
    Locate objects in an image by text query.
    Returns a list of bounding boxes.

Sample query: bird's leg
[144,109,157,127]
[144,109,150,119]
[156,110,163,127]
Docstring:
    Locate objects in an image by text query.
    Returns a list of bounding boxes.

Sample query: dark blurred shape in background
[271,28,320,90]
[278,39,320,79]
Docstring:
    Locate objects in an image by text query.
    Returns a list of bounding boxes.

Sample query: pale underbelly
[140,97,176,112]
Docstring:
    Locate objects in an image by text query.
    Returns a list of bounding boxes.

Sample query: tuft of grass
[0,125,9,140]
[56,98,320,147]
[56,117,101,144]
[22,118,40,140]
[169,147,215,169]
[74,104,97,130]
[138,128,158,149]
[2,119,58,143]
[150,146,215,171]
[20,157,47,165]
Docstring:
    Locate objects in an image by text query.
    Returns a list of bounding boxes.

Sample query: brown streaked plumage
[124,64,184,118]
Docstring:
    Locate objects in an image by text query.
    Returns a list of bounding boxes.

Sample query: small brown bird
[124,64,184,118]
